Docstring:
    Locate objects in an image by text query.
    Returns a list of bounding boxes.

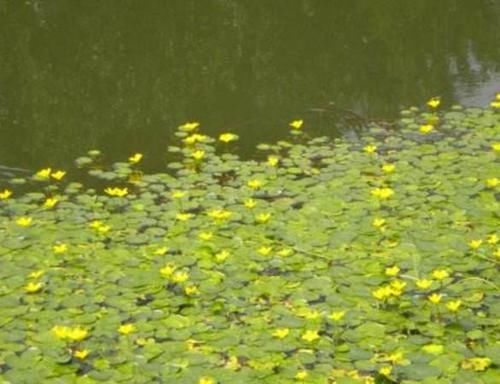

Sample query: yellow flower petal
[128,153,143,164]
[301,330,320,342]
[35,168,51,179]
[0,189,13,200]
[428,293,442,304]
[118,323,136,335]
[52,243,68,254]
[363,144,377,154]
[382,164,395,173]
[419,124,434,134]
[289,119,304,129]
[16,216,33,227]
[256,212,272,224]
[272,328,290,339]
[432,269,449,280]
[73,349,90,360]
[219,133,239,143]
[25,281,43,293]
[178,121,200,132]
[51,170,66,181]
[426,97,441,109]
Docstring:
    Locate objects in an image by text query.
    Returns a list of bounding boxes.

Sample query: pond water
[1,0,499,172]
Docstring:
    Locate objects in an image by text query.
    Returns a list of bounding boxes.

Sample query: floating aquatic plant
[0,101,499,383]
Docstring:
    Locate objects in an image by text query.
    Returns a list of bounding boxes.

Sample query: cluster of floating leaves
[0,99,499,383]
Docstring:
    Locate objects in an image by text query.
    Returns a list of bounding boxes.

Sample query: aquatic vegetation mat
[0,104,499,383]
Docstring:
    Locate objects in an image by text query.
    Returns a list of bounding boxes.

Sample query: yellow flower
[422,344,444,355]
[0,189,12,200]
[73,349,90,360]
[382,164,395,173]
[198,377,215,384]
[153,246,169,255]
[492,143,500,152]
[51,170,66,181]
[295,370,308,380]
[52,243,68,254]
[387,351,405,364]
[198,232,213,241]
[160,263,176,277]
[289,119,304,129]
[490,101,500,109]
[171,190,187,199]
[432,269,449,280]
[256,212,272,224]
[184,133,208,145]
[487,234,498,244]
[171,271,189,283]
[225,356,241,370]
[272,328,290,339]
[363,144,377,154]
[43,197,59,209]
[89,220,103,229]
[66,327,88,342]
[178,121,200,132]
[104,187,128,197]
[468,239,482,249]
[16,216,33,227]
[128,153,143,164]
[219,133,239,143]
[25,281,43,293]
[328,311,346,322]
[372,286,392,300]
[257,246,272,256]
[278,248,294,257]
[301,330,320,342]
[426,97,441,109]
[390,280,406,295]
[191,150,205,160]
[370,187,394,199]
[428,293,442,304]
[244,198,257,209]
[184,284,200,296]
[419,124,434,134]
[296,307,321,319]
[372,218,386,228]
[247,179,264,189]
[267,155,279,167]
[378,366,392,377]
[207,209,232,221]
[176,212,194,221]
[486,178,499,188]
[416,279,433,290]
[35,168,51,179]
[495,247,500,258]
[89,220,111,234]
[52,326,88,341]
[29,270,45,279]
[96,224,111,234]
[461,357,491,371]
[446,300,462,312]
[52,325,70,339]
[385,266,400,277]
[118,323,136,335]
[215,250,230,262]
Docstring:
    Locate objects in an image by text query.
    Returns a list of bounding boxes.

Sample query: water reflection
[0,0,499,171]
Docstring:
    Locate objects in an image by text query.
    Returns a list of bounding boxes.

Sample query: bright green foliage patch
[0,105,499,383]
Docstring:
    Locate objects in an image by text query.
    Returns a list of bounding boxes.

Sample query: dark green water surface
[1,0,499,172]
